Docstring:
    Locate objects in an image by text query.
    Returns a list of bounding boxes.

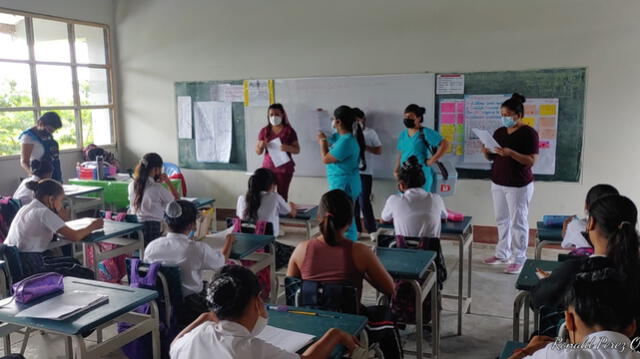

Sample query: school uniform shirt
[381,188,447,238]
[127,178,174,222]
[143,232,225,296]
[360,127,382,176]
[526,331,640,358]
[490,126,539,188]
[4,199,65,252]
[326,133,362,198]
[258,125,298,174]
[169,320,298,359]
[20,131,45,162]
[13,175,40,205]
[236,191,291,236]
[396,128,443,191]
[561,218,590,249]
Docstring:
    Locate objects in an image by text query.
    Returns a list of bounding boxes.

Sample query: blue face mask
[501,116,516,128]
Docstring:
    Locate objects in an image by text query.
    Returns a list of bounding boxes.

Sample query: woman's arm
[160,174,181,200]
[426,139,449,166]
[301,328,358,359]
[355,244,395,295]
[20,144,34,174]
[288,202,298,218]
[220,234,235,260]
[286,241,307,278]
[366,145,382,155]
[281,141,300,155]
[393,153,401,179]
[317,133,338,164]
[494,148,538,167]
[481,146,497,161]
[57,219,104,242]
[256,140,266,155]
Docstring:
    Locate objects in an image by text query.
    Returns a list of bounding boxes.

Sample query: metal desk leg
[413,279,423,359]
[150,300,160,359]
[467,232,473,314]
[306,220,312,240]
[72,334,88,359]
[513,291,529,341]
[137,230,145,260]
[65,337,73,358]
[457,234,463,336]
[268,243,278,301]
[524,295,531,340]
[2,335,10,356]
[432,264,440,358]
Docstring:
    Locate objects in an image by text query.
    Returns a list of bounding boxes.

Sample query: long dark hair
[334,105,366,171]
[501,93,526,117]
[244,168,276,221]
[207,265,261,320]
[25,178,64,202]
[133,153,164,212]
[588,195,640,276]
[585,184,619,210]
[30,159,53,178]
[318,189,353,246]
[398,156,425,189]
[265,103,290,138]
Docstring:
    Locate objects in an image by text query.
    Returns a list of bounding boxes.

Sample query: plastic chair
[284,276,360,315]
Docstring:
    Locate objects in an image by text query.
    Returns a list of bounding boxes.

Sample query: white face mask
[269,116,282,126]
[251,313,268,336]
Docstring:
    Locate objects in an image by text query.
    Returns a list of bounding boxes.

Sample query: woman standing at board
[482,93,539,274]
[395,104,449,193]
[317,105,367,242]
[255,103,300,201]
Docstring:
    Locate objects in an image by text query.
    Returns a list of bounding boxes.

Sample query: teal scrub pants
[328,175,361,242]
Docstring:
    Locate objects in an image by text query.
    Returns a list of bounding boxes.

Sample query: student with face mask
[395,104,449,193]
[170,265,359,359]
[255,103,300,201]
[482,93,539,274]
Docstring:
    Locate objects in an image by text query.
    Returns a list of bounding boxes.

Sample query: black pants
[18,252,94,280]
[355,174,377,234]
[142,221,162,246]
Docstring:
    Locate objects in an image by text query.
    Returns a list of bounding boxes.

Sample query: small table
[52,218,145,276]
[377,247,439,359]
[534,221,564,259]
[63,185,105,219]
[0,277,160,358]
[183,197,217,231]
[280,205,319,239]
[268,306,367,359]
[69,178,182,210]
[512,259,562,341]
[499,340,527,359]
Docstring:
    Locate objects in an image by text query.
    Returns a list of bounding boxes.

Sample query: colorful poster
[462,94,510,165]
[439,99,465,156]
[527,98,559,175]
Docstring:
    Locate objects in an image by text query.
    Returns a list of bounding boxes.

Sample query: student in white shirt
[352,108,382,239]
[13,159,53,205]
[381,156,447,239]
[236,168,297,237]
[561,184,619,249]
[510,266,640,359]
[128,152,180,244]
[5,179,103,277]
[170,265,359,359]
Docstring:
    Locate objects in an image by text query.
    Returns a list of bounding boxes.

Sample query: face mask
[331,119,338,133]
[269,116,282,126]
[251,312,268,336]
[501,116,516,128]
[403,118,415,129]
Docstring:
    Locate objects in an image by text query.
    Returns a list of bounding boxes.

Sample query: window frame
[0,7,117,158]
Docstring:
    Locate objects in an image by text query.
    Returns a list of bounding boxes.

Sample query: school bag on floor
[0,197,21,243]
[85,211,128,283]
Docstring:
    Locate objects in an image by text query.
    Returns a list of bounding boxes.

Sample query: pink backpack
[85,211,128,283]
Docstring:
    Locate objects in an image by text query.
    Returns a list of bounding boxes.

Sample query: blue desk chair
[284,277,360,315]
[225,218,274,235]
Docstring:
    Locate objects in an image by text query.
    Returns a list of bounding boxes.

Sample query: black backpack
[0,197,21,243]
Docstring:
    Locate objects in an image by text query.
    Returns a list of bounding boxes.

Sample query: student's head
[584,184,619,212]
[403,104,426,129]
[333,105,367,171]
[164,200,198,234]
[397,156,425,192]
[36,112,63,134]
[564,267,636,343]
[30,159,53,179]
[500,93,526,126]
[266,103,288,128]
[133,153,164,211]
[586,195,640,274]
[352,107,366,126]
[87,147,106,161]
[318,189,353,246]
[207,265,268,334]
[25,179,64,211]
[244,168,276,221]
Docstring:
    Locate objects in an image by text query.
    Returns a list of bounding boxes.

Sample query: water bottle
[96,155,104,180]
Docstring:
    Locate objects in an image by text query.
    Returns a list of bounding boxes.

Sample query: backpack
[229,218,272,300]
[0,197,21,243]
[84,211,128,283]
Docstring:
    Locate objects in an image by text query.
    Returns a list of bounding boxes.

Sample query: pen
[267,306,339,318]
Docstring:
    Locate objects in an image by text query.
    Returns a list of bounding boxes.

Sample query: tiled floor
[6,223,562,358]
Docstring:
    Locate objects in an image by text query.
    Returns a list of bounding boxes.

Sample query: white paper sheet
[194,101,233,163]
[177,96,193,139]
[256,325,315,353]
[436,74,465,95]
[266,138,291,168]
[16,290,108,320]
[562,218,589,249]
[472,129,501,153]
[246,80,271,107]
[316,110,332,136]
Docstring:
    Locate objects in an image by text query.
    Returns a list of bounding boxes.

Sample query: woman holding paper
[255,103,300,201]
[482,93,539,274]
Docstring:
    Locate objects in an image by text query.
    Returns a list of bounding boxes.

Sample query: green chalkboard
[435,68,586,182]
[175,81,246,171]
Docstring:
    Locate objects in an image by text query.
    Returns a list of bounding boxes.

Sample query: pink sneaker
[483,256,509,265]
[505,263,523,274]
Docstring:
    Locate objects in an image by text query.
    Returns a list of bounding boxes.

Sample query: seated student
[531,195,640,311]
[13,159,53,205]
[128,152,180,244]
[381,155,447,238]
[510,267,640,359]
[561,184,619,249]
[5,179,103,277]
[287,189,395,302]
[236,168,297,237]
[144,200,235,324]
[170,265,359,359]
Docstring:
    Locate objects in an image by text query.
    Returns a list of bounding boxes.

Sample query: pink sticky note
[456,102,465,112]
[440,113,455,124]
[456,113,464,124]
[441,103,455,113]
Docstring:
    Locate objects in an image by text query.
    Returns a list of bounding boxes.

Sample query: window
[0,10,115,157]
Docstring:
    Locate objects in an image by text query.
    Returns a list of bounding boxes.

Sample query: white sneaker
[483,256,509,265]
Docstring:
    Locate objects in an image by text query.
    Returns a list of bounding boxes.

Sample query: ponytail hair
[318,189,353,246]
[334,105,367,171]
[133,153,164,211]
[501,93,526,117]
[404,104,426,121]
[25,178,64,202]
[244,168,276,221]
[588,195,640,276]
[30,159,53,179]
[398,156,425,189]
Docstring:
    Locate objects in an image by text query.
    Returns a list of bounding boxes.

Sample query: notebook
[16,290,108,320]
[257,325,315,353]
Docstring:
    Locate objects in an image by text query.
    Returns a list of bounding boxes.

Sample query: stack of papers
[257,325,315,353]
[16,290,108,320]
[266,138,291,168]
[472,128,501,153]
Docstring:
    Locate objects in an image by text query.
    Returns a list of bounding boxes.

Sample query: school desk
[377,247,439,359]
[68,178,182,210]
[280,205,319,239]
[534,221,564,260]
[377,216,474,336]
[224,232,278,301]
[512,259,562,341]
[0,277,159,358]
[52,218,145,276]
[267,306,367,359]
[499,340,527,359]
[63,185,105,219]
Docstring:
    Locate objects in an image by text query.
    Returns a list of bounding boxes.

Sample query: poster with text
[524,98,559,175]
[462,94,510,166]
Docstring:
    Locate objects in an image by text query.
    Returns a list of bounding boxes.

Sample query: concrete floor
[7,223,562,358]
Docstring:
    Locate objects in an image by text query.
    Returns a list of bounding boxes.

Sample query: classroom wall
[0,0,118,195]
[114,0,640,225]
